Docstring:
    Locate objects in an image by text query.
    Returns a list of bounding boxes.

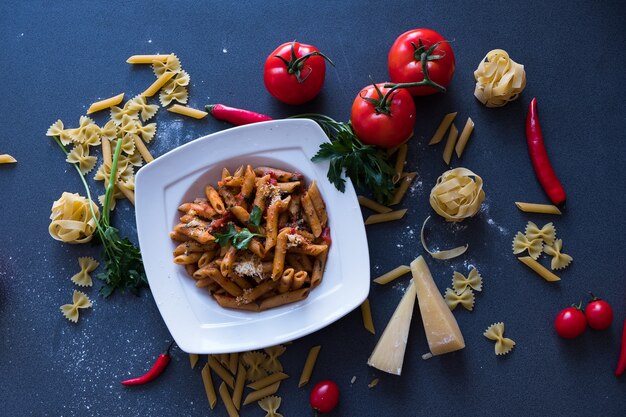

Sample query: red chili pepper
[615,319,626,377]
[121,341,174,386]
[205,104,273,126]
[525,98,566,206]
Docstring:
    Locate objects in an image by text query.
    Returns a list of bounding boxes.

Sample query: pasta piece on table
[126,54,170,64]
[218,382,238,417]
[243,382,280,406]
[298,345,321,387]
[189,353,199,369]
[60,290,92,323]
[0,154,17,164]
[247,372,289,391]
[518,256,561,282]
[87,93,124,114]
[142,71,176,97]
[357,195,392,214]
[258,395,283,417]
[514,202,562,215]
[360,298,376,334]
[512,232,543,260]
[168,104,208,119]
[484,322,516,355]
[420,216,468,260]
[442,123,459,165]
[201,362,218,409]
[66,144,97,174]
[454,117,475,158]
[242,351,269,383]
[429,112,457,145]
[452,268,483,294]
[543,239,573,270]
[71,256,99,287]
[525,221,556,246]
[364,209,407,225]
[373,265,411,285]
[444,288,475,311]
[263,345,286,373]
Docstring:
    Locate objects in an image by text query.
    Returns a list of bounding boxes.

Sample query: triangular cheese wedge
[411,256,465,355]
[367,281,417,375]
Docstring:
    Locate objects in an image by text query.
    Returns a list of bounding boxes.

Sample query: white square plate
[135,119,370,353]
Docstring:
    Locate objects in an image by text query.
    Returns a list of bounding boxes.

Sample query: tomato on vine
[264,41,334,105]
[388,28,455,96]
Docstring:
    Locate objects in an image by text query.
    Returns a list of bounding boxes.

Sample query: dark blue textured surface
[1,1,625,416]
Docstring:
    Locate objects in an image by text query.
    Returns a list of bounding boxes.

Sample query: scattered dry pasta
[71,256,99,287]
[525,221,556,246]
[429,112,457,145]
[66,144,97,174]
[484,322,516,355]
[258,395,283,417]
[444,288,475,311]
[60,290,92,323]
[517,256,561,282]
[420,216,468,260]
[263,345,286,373]
[452,268,483,294]
[368,378,380,388]
[298,345,321,387]
[474,49,526,107]
[543,239,573,270]
[429,168,485,222]
[242,351,269,382]
[49,192,100,244]
[514,202,562,215]
[87,93,124,114]
[373,265,411,285]
[0,154,17,164]
[168,104,208,119]
[364,208,407,225]
[201,362,218,409]
[512,232,543,260]
[189,353,199,369]
[360,298,376,334]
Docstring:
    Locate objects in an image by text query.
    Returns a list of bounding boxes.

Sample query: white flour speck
[222,48,228,53]
[148,39,152,43]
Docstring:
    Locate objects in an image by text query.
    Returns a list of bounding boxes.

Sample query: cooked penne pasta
[390,172,416,205]
[364,209,408,225]
[201,362,218,409]
[298,345,321,387]
[455,117,475,158]
[442,123,459,165]
[87,93,124,114]
[373,265,411,284]
[167,104,209,119]
[429,112,458,145]
[361,298,376,334]
[358,195,392,214]
[518,256,561,282]
[515,202,562,215]
[172,165,330,311]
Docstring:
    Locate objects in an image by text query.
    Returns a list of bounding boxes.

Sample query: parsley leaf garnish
[213,223,262,250]
[249,205,263,227]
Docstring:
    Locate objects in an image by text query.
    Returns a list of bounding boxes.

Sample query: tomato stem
[384,38,448,94]
[273,41,335,83]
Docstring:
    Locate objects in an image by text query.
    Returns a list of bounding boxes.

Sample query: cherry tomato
[264,41,334,105]
[388,28,455,96]
[555,306,587,339]
[585,294,613,330]
[310,380,339,414]
[350,83,416,148]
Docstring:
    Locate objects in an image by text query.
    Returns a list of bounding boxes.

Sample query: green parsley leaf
[213,223,262,250]
[249,205,263,227]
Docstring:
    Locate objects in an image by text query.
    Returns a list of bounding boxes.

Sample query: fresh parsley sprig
[52,137,148,297]
[213,223,262,250]
[291,113,396,204]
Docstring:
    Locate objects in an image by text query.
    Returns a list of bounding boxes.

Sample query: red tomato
[310,380,339,414]
[264,41,333,105]
[350,83,416,148]
[388,28,455,96]
[555,307,587,339]
[585,295,613,330]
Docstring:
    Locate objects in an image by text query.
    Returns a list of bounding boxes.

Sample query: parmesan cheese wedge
[411,256,465,355]
[367,281,417,375]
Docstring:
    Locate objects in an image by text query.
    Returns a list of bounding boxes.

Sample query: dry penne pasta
[361,298,376,334]
[0,154,17,164]
[126,54,170,64]
[242,382,281,406]
[201,362,218,409]
[208,355,235,389]
[364,209,408,225]
[117,182,135,205]
[132,134,154,162]
[232,362,246,410]
[358,195,392,214]
[172,165,330,311]
[515,202,562,215]
[101,138,112,166]
[390,172,416,205]
[189,353,199,369]
[218,382,239,417]
[168,104,208,119]
[87,93,124,114]
[246,372,289,390]
[393,143,408,183]
[455,117,475,158]
[429,112,458,145]
[373,265,411,284]
[143,71,176,97]
[518,256,561,282]
[442,123,459,165]
[298,345,321,387]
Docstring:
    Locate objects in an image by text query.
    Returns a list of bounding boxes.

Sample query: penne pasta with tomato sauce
[170,164,330,311]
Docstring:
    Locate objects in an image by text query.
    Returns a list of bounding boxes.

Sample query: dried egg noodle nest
[474,49,526,107]
[49,192,100,244]
[429,167,485,222]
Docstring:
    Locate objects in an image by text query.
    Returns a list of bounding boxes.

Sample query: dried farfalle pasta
[110,105,139,125]
[429,167,485,222]
[474,49,526,107]
[60,290,93,323]
[159,84,188,107]
[49,192,100,244]
[259,395,283,417]
[71,256,99,287]
[113,134,136,155]
[444,288,475,311]
[46,120,73,145]
[242,351,269,382]
[136,123,157,143]
[119,153,143,169]
[126,95,159,122]
[512,232,543,260]
[94,162,122,186]
[66,144,97,175]
[543,239,573,270]
[100,120,117,141]
[67,116,98,144]
[263,345,286,373]
[484,322,515,355]
[525,221,556,246]
[452,268,483,294]
[152,54,181,77]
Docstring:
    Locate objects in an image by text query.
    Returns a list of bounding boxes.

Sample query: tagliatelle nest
[429,167,485,222]
[474,49,526,107]
[49,192,100,244]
